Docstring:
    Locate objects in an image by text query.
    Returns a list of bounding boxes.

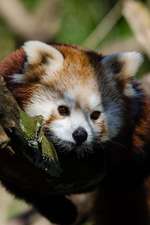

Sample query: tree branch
[0,0,61,41]
[123,0,150,58]
[83,1,122,49]
[0,76,60,176]
[100,37,141,54]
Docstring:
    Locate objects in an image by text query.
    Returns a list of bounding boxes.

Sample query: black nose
[72,127,88,145]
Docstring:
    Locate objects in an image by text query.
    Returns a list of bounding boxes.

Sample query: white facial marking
[66,84,102,111]
[24,85,106,144]
[24,89,56,119]
[89,95,102,109]
[64,92,76,108]
[49,110,93,143]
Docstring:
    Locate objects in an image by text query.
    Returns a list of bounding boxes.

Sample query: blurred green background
[0,1,143,49]
[0,0,150,75]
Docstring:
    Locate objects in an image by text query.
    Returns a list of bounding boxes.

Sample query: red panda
[0,41,150,225]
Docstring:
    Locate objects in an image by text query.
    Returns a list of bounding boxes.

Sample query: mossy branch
[0,76,61,177]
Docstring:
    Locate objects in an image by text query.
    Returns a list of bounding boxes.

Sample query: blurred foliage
[0,0,149,72]
[99,17,132,46]
[56,0,107,44]
[56,0,134,46]
[0,19,15,59]
[22,0,41,10]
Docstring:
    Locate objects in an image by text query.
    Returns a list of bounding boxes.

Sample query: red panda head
[0,41,143,156]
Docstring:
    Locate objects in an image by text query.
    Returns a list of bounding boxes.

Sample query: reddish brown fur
[133,98,150,152]
[45,45,101,112]
[12,84,39,108]
[0,48,25,78]
[0,49,42,108]
[1,45,150,156]
[0,45,101,112]
[45,45,98,89]
[1,44,150,225]
[1,45,150,150]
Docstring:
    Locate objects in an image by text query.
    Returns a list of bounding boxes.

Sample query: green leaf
[19,110,43,140]
[19,110,61,177]
[41,133,58,161]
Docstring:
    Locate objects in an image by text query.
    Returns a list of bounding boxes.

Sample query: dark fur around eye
[58,105,70,116]
[110,61,122,74]
[90,111,101,120]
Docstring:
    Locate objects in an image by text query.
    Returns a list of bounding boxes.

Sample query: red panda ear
[11,41,64,84]
[101,52,143,80]
[23,41,64,68]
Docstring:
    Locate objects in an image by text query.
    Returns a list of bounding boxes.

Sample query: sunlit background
[0,0,150,224]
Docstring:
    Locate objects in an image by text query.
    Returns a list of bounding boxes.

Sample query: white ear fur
[102,52,143,78]
[23,41,64,66]
[21,41,64,82]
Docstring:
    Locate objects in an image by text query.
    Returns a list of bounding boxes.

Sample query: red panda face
[0,41,143,156]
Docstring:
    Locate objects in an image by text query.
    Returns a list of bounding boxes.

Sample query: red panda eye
[58,105,70,116]
[90,111,101,120]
